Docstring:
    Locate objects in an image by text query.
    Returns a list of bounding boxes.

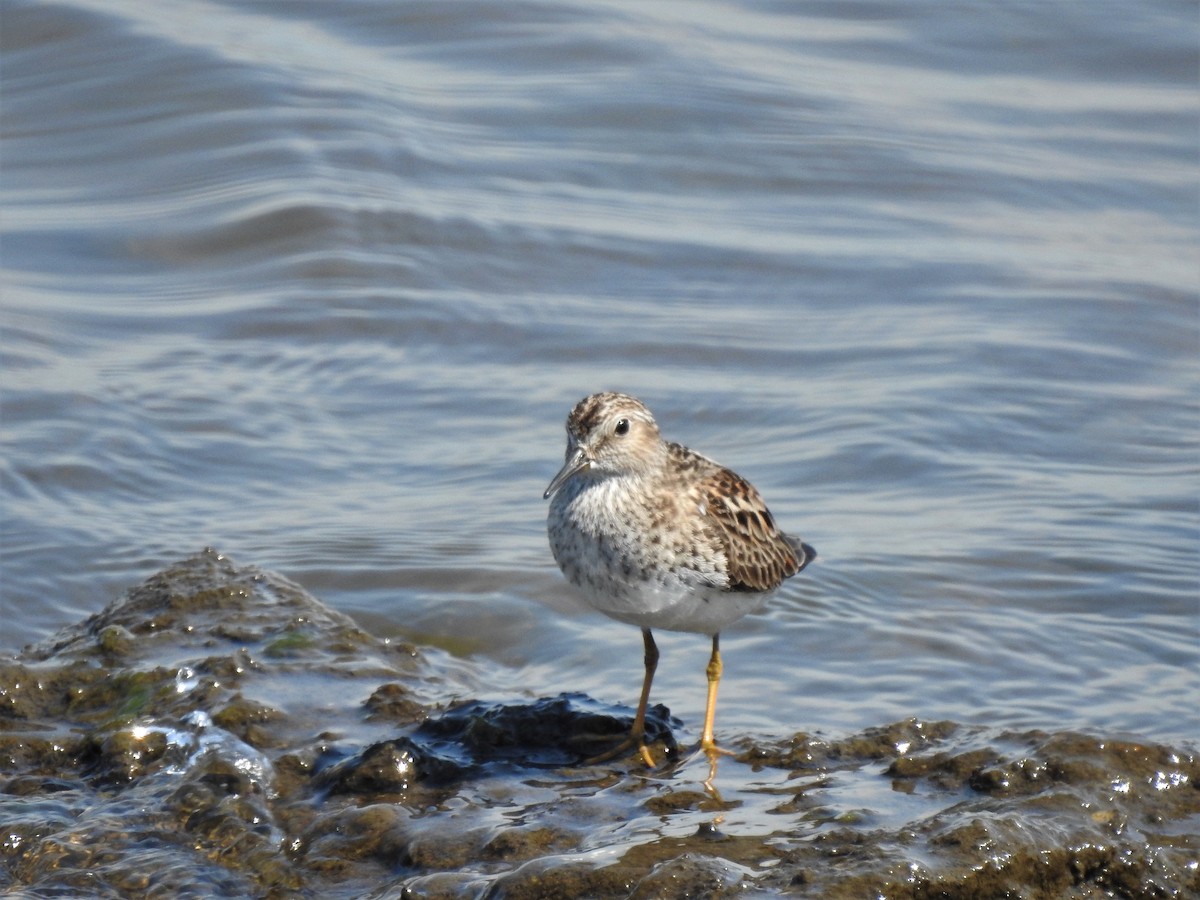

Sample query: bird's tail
[785,534,817,573]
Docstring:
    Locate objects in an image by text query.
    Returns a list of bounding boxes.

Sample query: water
[3,0,1197,775]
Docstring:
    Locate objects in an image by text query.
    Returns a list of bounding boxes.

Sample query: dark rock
[416,692,678,766]
[317,737,466,795]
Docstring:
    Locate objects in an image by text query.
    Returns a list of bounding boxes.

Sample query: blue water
[3,0,1197,749]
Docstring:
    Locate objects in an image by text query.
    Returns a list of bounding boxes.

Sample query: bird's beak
[544,448,590,499]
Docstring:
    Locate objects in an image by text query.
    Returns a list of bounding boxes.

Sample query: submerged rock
[1,551,1196,899]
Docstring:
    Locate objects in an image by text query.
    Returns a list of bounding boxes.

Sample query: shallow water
[2,0,1198,890]
[2,553,1195,897]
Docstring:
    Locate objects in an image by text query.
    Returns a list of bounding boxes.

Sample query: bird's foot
[584,735,658,768]
[700,739,735,795]
[700,739,735,759]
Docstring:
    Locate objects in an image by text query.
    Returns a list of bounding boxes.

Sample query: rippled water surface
[3,0,1197,776]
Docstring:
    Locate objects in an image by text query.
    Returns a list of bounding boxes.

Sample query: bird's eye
[614,419,630,436]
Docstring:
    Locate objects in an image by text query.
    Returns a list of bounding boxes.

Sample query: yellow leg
[701,634,734,792]
[701,633,722,750]
[586,628,659,767]
[631,628,659,766]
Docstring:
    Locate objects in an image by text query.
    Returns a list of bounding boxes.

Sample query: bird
[544,391,815,771]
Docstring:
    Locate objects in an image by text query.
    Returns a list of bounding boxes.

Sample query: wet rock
[22,549,398,670]
[1,551,433,897]
[480,825,566,862]
[364,681,427,725]
[416,692,679,767]
[629,853,745,898]
[89,722,171,784]
[212,695,287,748]
[317,737,466,796]
[300,803,411,872]
[0,733,86,774]
[95,623,137,657]
[485,857,641,900]
[643,787,713,816]
[887,746,997,785]
[747,724,1200,899]
[743,718,961,773]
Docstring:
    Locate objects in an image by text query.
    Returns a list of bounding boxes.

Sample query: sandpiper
[544,391,815,770]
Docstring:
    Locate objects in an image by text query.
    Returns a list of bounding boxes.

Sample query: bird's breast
[548,476,729,598]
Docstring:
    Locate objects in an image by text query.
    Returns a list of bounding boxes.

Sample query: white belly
[583,578,770,634]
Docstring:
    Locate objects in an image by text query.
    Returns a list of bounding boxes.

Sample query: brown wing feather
[697,467,808,592]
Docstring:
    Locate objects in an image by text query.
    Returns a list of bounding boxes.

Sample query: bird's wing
[695,466,806,592]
